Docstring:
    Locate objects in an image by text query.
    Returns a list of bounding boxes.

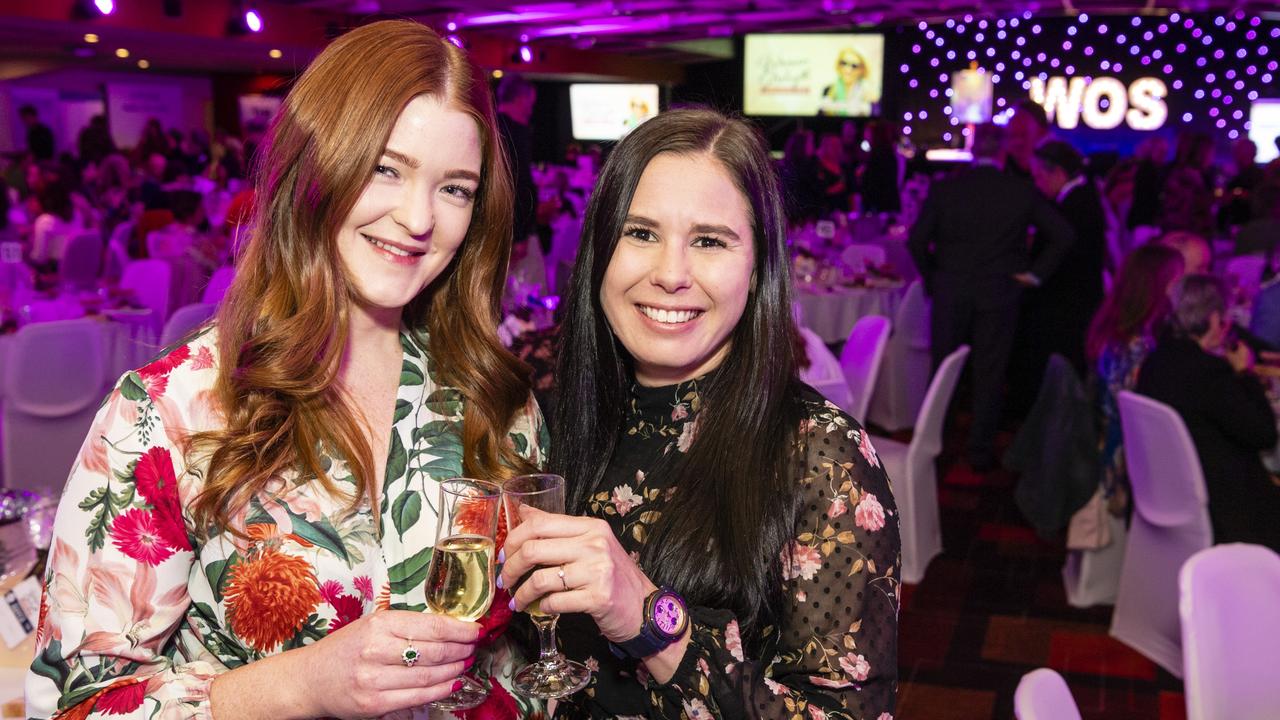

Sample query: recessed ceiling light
[115,48,129,58]
[492,69,504,79]
[269,48,283,58]
[137,59,150,69]
[84,33,99,43]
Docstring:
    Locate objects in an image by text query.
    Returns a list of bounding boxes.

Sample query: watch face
[653,593,686,635]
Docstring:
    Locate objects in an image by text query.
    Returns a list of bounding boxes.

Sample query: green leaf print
[393,399,413,424]
[423,388,463,418]
[509,432,529,458]
[400,360,425,386]
[29,639,68,689]
[391,491,422,540]
[388,545,433,596]
[385,431,408,484]
[118,372,149,402]
[204,555,241,603]
[79,486,120,552]
[400,332,422,358]
[285,510,351,564]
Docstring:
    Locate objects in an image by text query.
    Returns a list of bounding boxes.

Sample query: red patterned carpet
[890,427,1186,720]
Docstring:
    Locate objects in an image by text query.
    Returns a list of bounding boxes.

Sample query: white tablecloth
[795,283,906,345]
[0,311,157,387]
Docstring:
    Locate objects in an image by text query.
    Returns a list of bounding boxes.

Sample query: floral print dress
[25,326,547,720]
[1094,335,1155,514]
[555,377,900,720]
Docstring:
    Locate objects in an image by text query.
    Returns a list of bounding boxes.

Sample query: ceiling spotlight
[115,47,129,58]
[269,48,283,58]
[137,59,150,69]
[517,44,533,63]
[227,3,264,35]
[84,33,99,43]
[72,0,113,18]
[492,69,504,79]
[245,9,263,32]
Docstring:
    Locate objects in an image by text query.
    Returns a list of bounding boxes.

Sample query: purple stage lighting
[518,44,533,63]
[94,0,113,13]
[245,9,262,32]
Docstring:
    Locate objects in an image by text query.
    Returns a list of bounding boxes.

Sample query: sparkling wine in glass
[426,478,501,711]
[502,474,592,699]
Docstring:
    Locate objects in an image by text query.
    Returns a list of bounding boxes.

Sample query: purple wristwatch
[609,586,689,659]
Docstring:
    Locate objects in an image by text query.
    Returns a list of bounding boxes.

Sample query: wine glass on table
[425,477,502,711]
[502,473,592,698]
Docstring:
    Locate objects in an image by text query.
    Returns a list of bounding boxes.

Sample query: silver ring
[558,565,568,592]
[401,643,419,667]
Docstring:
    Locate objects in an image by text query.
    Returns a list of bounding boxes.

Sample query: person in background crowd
[77,114,117,166]
[139,152,170,210]
[1003,100,1050,179]
[1027,139,1108,376]
[496,73,539,252]
[909,122,1075,471]
[1235,180,1280,258]
[779,127,820,225]
[1127,135,1171,230]
[1136,274,1280,551]
[27,21,547,718]
[132,117,172,166]
[1219,138,1264,230]
[503,107,899,719]
[19,105,55,162]
[28,174,89,268]
[1085,244,1185,515]
[815,132,850,215]
[1158,230,1212,275]
[859,120,902,214]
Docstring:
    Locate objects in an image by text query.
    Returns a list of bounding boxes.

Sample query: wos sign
[1028,75,1168,131]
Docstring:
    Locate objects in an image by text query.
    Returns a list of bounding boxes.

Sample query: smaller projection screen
[744,33,885,117]
[1249,100,1280,164]
[569,84,660,141]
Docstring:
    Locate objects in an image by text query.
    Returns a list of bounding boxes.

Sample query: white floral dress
[26,325,548,719]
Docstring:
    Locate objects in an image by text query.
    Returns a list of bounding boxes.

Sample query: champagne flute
[425,478,501,711]
[502,474,592,698]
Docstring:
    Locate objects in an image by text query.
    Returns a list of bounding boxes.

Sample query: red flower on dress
[93,676,148,715]
[476,586,513,645]
[139,344,191,379]
[460,675,517,720]
[326,592,364,634]
[353,575,374,601]
[110,509,175,566]
[140,373,168,402]
[223,548,322,652]
[133,447,190,552]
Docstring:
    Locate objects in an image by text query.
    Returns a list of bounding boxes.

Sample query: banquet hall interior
[2,0,1280,718]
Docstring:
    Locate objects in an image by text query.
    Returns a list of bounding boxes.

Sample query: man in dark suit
[19,105,54,162]
[1135,275,1280,551]
[495,75,538,251]
[908,124,1075,470]
[1027,139,1108,377]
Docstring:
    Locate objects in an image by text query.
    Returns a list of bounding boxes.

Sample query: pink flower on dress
[682,699,713,719]
[318,580,344,604]
[190,345,214,371]
[611,485,643,516]
[585,656,600,672]
[796,590,808,602]
[110,509,175,566]
[854,493,886,533]
[326,592,364,634]
[829,496,848,519]
[724,619,745,662]
[810,675,853,689]
[808,705,828,720]
[132,447,190,552]
[676,415,699,453]
[93,676,148,715]
[697,658,711,676]
[353,575,374,601]
[877,714,894,720]
[140,373,169,402]
[839,652,870,682]
[671,403,689,421]
[857,430,881,468]
[139,344,191,379]
[781,542,823,582]
[764,677,788,696]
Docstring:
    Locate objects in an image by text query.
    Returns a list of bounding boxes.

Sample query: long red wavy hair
[189,20,534,535]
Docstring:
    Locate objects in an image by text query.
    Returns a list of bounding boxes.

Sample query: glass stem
[533,614,562,664]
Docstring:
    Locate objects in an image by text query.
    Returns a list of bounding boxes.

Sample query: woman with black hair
[499,108,900,719]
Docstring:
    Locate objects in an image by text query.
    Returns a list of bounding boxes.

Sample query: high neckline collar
[628,371,716,421]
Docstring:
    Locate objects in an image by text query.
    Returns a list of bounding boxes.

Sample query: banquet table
[0,307,157,389]
[795,281,907,345]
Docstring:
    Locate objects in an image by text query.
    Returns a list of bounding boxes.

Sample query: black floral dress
[555,376,901,720]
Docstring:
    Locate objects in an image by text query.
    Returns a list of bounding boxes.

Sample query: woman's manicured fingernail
[508,597,516,612]
[464,656,475,671]
[497,548,506,564]
[496,574,505,590]
[452,679,465,693]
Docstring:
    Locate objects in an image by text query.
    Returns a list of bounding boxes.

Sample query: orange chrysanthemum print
[223,548,322,652]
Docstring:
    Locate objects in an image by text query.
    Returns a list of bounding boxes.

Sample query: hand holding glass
[502,474,592,698]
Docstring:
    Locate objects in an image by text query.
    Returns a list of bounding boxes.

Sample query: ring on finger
[557,564,568,592]
[401,640,419,668]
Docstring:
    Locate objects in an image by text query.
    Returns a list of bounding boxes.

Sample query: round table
[795,282,906,345]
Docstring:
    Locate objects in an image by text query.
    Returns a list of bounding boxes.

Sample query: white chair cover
[101,237,130,285]
[58,230,102,291]
[19,297,86,326]
[1014,668,1083,720]
[1224,254,1266,298]
[1179,543,1280,720]
[1110,391,1213,677]
[121,259,172,332]
[1,319,111,495]
[840,243,888,273]
[838,314,891,423]
[798,326,853,412]
[872,344,970,583]
[868,279,931,431]
[161,302,216,346]
[202,265,235,305]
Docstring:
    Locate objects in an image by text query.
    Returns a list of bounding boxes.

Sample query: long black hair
[551,108,806,640]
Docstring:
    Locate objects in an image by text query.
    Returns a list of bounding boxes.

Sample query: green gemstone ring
[402,644,419,667]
